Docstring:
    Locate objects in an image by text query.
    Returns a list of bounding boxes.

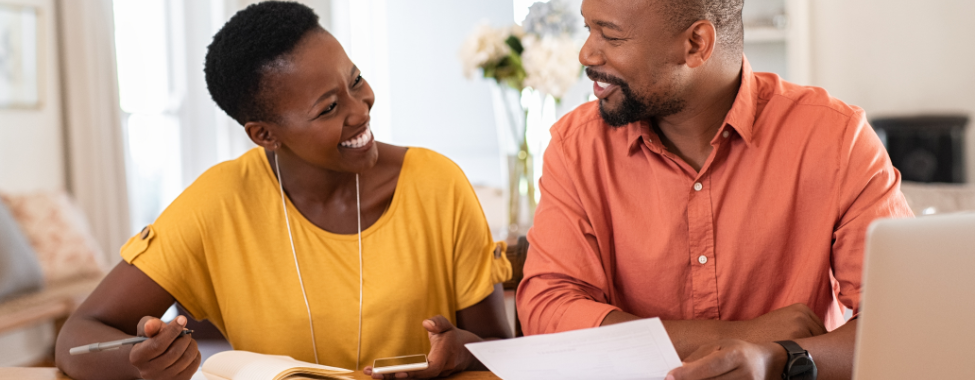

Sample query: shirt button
[698,255,708,264]
[693,182,703,191]
[722,131,730,138]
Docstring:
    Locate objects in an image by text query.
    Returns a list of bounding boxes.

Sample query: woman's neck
[265,143,406,234]
[268,148,359,206]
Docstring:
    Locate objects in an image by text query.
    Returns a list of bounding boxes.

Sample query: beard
[586,67,685,127]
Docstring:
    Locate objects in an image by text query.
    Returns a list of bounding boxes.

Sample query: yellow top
[120,147,511,370]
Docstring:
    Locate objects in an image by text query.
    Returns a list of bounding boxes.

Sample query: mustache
[585,67,626,87]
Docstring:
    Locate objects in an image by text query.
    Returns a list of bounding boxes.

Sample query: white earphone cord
[275,152,363,369]
[355,174,363,370]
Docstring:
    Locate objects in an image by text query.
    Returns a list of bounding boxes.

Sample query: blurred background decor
[872,115,968,184]
[460,0,582,240]
[0,191,106,366]
[0,3,40,108]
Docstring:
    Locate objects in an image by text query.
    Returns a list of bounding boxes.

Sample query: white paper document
[465,318,682,380]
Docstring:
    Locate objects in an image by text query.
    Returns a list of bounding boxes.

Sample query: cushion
[0,197,44,302]
[0,192,106,286]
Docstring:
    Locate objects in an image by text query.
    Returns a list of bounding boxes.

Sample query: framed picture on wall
[0,4,39,108]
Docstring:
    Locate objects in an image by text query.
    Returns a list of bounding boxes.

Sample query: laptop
[853,213,975,379]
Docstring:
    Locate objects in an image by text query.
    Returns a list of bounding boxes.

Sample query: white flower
[458,24,511,79]
[522,0,581,38]
[508,24,526,40]
[521,35,581,99]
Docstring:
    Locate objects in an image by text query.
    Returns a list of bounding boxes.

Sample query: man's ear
[244,121,280,150]
[684,20,716,69]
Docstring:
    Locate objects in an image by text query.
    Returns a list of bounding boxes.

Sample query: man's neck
[653,65,742,172]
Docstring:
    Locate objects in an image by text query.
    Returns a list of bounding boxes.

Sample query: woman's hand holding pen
[129,315,201,380]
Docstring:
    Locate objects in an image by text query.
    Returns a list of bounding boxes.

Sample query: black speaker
[871,115,968,183]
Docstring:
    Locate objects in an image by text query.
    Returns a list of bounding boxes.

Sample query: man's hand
[363,315,479,379]
[666,339,786,380]
[128,315,201,380]
[727,303,828,343]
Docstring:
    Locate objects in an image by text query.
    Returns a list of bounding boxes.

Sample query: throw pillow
[0,192,106,286]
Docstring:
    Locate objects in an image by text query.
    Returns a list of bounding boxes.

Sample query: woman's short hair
[204,1,322,125]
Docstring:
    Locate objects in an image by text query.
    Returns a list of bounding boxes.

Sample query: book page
[202,350,352,380]
[465,318,682,380]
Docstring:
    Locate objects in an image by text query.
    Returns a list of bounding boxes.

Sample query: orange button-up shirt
[517,59,913,335]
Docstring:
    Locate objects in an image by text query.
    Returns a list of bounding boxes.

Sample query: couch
[0,191,107,366]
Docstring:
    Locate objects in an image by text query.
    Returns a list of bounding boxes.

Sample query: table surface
[0,367,502,380]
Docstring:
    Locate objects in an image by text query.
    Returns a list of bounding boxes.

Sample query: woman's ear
[244,121,281,150]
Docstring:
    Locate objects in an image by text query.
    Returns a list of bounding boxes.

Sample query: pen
[69,329,194,355]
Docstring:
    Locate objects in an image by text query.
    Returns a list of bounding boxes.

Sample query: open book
[201,350,355,380]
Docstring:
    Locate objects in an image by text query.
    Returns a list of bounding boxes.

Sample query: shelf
[744,26,788,43]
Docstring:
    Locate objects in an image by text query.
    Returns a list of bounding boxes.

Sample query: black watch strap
[776,340,806,356]
[775,340,817,380]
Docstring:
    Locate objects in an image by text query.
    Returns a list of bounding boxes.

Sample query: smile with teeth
[339,127,372,149]
[596,81,611,89]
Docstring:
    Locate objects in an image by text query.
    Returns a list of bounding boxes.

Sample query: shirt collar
[627,121,652,155]
[625,55,759,153]
[722,55,758,147]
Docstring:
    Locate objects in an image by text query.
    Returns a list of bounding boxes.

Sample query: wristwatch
[774,340,817,380]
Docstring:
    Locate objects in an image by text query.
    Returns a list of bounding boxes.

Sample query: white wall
[810,0,975,182]
[384,0,513,188]
[0,0,64,193]
[0,0,62,367]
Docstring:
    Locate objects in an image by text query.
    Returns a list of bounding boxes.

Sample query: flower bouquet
[459,0,583,238]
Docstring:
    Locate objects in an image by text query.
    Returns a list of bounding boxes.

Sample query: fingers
[369,316,459,379]
[138,316,163,338]
[407,354,444,379]
[422,315,454,335]
[787,303,827,337]
[805,308,828,336]
[130,316,200,379]
[172,350,202,380]
[367,369,411,379]
[363,366,390,379]
[148,331,194,370]
[669,340,781,380]
[149,316,189,354]
[681,343,720,364]
[132,317,184,362]
[409,315,457,378]
[410,339,449,378]
[667,345,739,380]
[366,365,426,379]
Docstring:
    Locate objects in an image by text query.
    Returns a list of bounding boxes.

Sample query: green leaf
[505,35,524,55]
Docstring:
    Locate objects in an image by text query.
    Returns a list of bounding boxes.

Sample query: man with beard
[516,0,913,379]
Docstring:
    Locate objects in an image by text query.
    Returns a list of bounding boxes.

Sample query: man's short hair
[204,1,322,125]
[658,0,744,59]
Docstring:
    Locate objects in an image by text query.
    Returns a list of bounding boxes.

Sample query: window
[113,0,184,234]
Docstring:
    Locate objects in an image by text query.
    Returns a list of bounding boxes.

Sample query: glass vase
[492,85,540,242]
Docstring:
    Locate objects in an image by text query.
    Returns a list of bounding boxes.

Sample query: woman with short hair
[55,2,512,379]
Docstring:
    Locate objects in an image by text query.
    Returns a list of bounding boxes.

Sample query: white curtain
[57,0,131,264]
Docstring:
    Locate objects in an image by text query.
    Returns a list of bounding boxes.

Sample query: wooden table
[0,367,502,379]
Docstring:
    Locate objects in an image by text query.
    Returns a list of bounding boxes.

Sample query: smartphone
[372,354,429,374]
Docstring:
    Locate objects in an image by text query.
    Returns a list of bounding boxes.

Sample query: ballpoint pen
[69,329,193,355]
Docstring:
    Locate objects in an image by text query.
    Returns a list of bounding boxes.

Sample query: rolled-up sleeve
[831,109,914,317]
[516,128,620,335]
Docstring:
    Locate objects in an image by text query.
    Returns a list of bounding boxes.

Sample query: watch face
[787,356,817,380]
